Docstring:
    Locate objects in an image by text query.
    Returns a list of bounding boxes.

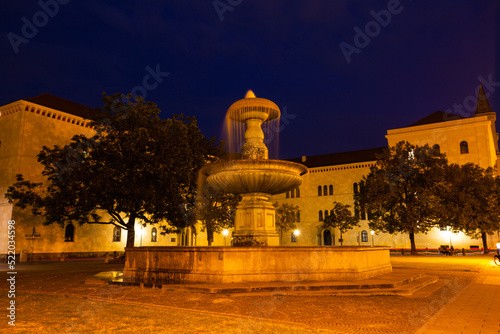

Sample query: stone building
[272,85,500,251]
[1,87,499,260]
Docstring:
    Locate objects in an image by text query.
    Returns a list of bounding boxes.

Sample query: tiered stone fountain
[202,90,307,246]
[123,91,392,284]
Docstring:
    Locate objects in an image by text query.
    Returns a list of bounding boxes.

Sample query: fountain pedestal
[233,193,279,246]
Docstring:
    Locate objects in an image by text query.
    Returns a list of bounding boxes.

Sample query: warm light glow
[496,243,500,249]
[222,229,229,236]
[293,229,300,236]
[371,230,375,235]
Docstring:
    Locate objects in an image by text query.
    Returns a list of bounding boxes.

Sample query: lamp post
[371,230,374,247]
[222,229,229,246]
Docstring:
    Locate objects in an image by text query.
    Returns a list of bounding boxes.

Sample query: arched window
[291,190,295,198]
[65,224,74,242]
[286,191,289,199]
[291,232,297,243]
[296,188,300,198]
[319,210,323,221]
[296,210,300,222]
[329,185,333,195]
[323,185,328,196]
[361,230,368,242]
[433,144,440,154]
[460,141,468,154]
[112,226,121,242]
[318,186,322,196]
[353,183,359,194]
[330,209,334,217]
[324,210,329,220]
[151,227,157,242]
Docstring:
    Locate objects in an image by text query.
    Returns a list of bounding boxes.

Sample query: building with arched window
[272,84,500,249]
[1,85,499,259]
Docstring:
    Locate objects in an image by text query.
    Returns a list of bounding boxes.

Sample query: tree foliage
[322,201,360,246]
[274,202,299,245]
[357,141,447,254]
[195,187,240,246]
[6,93,224,249]
[439,163,498,253]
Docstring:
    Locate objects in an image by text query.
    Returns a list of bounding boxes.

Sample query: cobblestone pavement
[0,256,494,333]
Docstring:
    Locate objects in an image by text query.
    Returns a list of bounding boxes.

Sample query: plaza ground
[1,255,499,333]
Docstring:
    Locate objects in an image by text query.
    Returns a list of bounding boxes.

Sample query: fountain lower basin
[124,246,392,284]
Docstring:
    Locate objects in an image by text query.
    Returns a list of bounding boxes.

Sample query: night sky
[1,1,498,159]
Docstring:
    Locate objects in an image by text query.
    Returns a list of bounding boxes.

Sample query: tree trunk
[207,227,213,246]
[482,231,489,254]
[280,228,283,246]
[409,232,417,255]
[126,213,136,249]
[340,232,343,246]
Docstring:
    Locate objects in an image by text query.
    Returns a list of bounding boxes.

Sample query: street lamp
[222,229,229,246]
[371,230,374,247]
[294,229,300,245]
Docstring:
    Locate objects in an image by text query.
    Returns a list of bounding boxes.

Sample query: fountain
[123,91,392,284]
[202,90,307,246]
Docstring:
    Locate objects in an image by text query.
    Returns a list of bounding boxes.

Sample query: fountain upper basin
[202,159,308,195]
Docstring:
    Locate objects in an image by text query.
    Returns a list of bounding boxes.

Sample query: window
[361,230,368,242]
[318,186,322,196]
[329,185,333,195]
[286,191,289,198]
[65,224,74,242]
[319,210,323,221]
[296,188,300,198]
[353,183,358,194]
[324,210,329,219]
[112,226,121,242]
[323,185,327,196]
[460,141,468,154]
[433,144,440,154]
[291,190,295,198]
[151,227,158,242]
[296,210,300,222]
[291,232,297,243]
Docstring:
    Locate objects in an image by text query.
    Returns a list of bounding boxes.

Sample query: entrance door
[323,230,332,246]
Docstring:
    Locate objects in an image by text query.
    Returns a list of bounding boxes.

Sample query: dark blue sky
[1,1,498,159]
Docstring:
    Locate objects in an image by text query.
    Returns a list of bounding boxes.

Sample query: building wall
[1,100,97,257]
[271,112,499,251]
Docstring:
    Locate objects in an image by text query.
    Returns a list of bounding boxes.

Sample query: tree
[195,187,240,246]
[274,202,299,245]
[439,163,498,253]
[6,93,224,249]
[322,201,360,246]
[357,141,447,254]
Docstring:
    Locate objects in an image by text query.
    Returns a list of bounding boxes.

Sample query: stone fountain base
[123,246,392,284]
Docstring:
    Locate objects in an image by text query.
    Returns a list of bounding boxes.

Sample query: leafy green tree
[322,201,360,246]
[357,141,447,254]
[6,93,223,249]
[439,163,498,253]
[195,187,240,246]
[274,202,299,245]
